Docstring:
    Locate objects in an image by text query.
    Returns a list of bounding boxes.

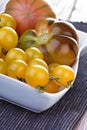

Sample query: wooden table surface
[47,0,87,22]
[75,111,87,130]
[0,0,87,130]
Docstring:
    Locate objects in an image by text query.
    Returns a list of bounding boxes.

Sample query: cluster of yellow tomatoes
[0,13,75,93]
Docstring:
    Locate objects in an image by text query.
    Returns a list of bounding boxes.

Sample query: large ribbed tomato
[19,19,79,66]
[5,0,56,36]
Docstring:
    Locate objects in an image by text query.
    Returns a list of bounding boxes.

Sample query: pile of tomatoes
[0,13,78,93]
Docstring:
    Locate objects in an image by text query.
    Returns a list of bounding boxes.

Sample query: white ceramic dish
[0,30,87,113]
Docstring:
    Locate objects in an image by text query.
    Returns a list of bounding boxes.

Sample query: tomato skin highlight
[28,58,48,70]
[7,60,28,79]
[5,48,27,64]
[25,65,49,88]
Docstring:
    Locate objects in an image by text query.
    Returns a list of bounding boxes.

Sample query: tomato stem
[37,33,51,45]
[1,48,8,55]
[16,76,26,83]
[50,75,68,87]
[36,85,46,93]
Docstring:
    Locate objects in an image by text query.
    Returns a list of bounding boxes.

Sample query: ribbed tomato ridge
[5,0,56,36]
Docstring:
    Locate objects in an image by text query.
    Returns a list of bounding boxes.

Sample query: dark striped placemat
[0,22,87,130]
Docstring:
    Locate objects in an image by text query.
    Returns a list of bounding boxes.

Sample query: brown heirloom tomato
[19,18,78,66]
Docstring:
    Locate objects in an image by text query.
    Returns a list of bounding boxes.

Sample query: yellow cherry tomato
[52,65,75,87]
[0,27,18,51]
[45,80,60,93]
[7,60,28,80]
[5,48,27,64]
[48,63,59,74]
[28,58,48,70]
[0,58,7,74]
[0,45,1,56]
[0,13,16,29]
[25,65,49,88]
[25,47,44,62]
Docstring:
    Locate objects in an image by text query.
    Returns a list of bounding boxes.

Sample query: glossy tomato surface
[25,65,49,87]
[5,0,56,36]
[0,27,18,51]
[19,19,79,66]
[0,13,16,29]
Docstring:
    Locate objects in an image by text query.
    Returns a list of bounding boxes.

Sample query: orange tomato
[45,80,60,93]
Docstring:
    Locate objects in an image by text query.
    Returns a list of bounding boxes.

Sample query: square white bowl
[0,30,87,113]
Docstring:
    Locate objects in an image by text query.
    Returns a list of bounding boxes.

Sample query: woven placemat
[0,22,87,130]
